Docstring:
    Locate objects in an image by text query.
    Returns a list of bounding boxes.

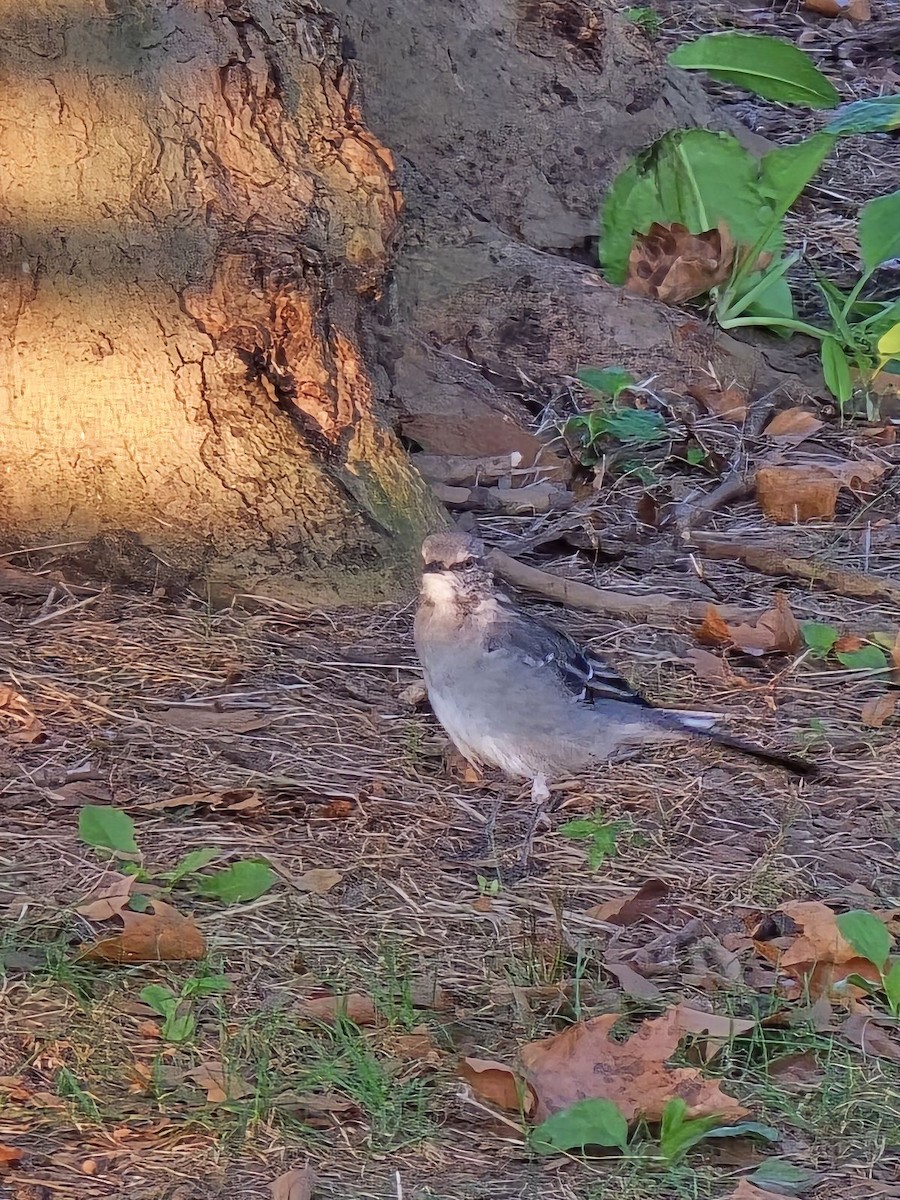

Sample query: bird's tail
[659,709,816,778]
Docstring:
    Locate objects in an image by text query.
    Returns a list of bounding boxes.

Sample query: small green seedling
[559,811,630,870]
[77,805,277,907]
[658,1097,778,1164]
[799,624,889,672]
[476,874,501,898]
[837,909,900,1018]
[140,972,231,1044]
[623,7,662,38]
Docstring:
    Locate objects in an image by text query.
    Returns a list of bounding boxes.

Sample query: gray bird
[414,531,813,805]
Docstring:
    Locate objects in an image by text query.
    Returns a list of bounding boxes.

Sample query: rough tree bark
[0,0,809,602]
[0,0,443,602]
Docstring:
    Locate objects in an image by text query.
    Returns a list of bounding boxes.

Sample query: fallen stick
[692,537,900,607]
[487,549,750,622]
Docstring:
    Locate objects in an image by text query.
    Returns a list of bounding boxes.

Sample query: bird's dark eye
[449,556,477,572]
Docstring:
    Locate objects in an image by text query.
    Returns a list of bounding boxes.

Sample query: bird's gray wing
[485,604,653,709]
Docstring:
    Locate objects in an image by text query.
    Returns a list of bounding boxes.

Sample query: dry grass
[2,6,900,1200]
[1,441,899,1198]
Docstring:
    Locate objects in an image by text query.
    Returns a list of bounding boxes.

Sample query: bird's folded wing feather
[485,607,653,709]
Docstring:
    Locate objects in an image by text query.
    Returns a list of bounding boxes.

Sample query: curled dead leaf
[75,873,136,921]
[763,409,824,443]
[604,960,662,1001]
[626,222,735,305]
[729,1182,789,1200]
[755,460,887,524]
[185,1061,253,1104]
[838,1014,900,1063]
[751,901,882,1000]
[78,899,205,964]
[459,1057,536,1115]
[143,788,264,813]
[0,683,45,744]
[684,647,749,688]
[295,868,343,895]
[520,1008,748,1122]
[296,993,379,1026]
[688,380,748,423]
[861,694,897,728]
[803,0,871,19]
[270,1166,316,1200]
[698,594,800,657]
[587,878,670,926]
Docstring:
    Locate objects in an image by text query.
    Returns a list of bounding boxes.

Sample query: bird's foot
[518,775,554,868]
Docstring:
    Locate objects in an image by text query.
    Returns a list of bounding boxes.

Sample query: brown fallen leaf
[270,1166,316,1200]
[78,899,205,964]
[626,222,735,305]
[520,1008,748,1122]
[672,1005,756,1062]
[459,1057,536,1115]
[604,960,662,1001]
[688,380,748,423]
[839,1014,900,1063]
[751,901,882,999]
[684,647,750,688]
[142,788,264,813]
[0,683,45,744]
[729,1182,788,1200]
[0,1144,23,1167]
[184,1061,254,1104]
[587,878,670,925]
[768,1050,824,1087]
[390,1027,443,1066]
[861,694,898,728]
[755,460,886,523]
[296,993,379,1025]
[318,799,355,819]
[803,0,871,20]
[75,873,136,921]
[698,594,800,657]
[763,408,824,443]
[295,868,343,895]
[398,682,428,708]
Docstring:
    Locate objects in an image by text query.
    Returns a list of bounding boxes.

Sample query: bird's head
[419,531,493,608]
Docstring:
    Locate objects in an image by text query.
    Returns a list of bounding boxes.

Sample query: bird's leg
[518,774,552,868]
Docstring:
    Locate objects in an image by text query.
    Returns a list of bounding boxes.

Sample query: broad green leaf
[858,190,900,276]
[871,631,899,649]
[128,893,152,912]
[578,366,635,398]
[835,645,888,672]
[192,859,277,904]
[184,974,232,997]
[800,621,839,658]
[759,134,835,220]
[161,1011,195,1043]
[167,847,220,886]
[749,1158,822,1194]
[877,323,900,367]
[821,337,852,407]
[704,1122,779,1144]
[601,409,668,444]
[741,269,795,335]
[139,984,178,1017]
[685,446,706,466]
[837,910,893,970]
[883,960,900,1015]
[600,130,782,284]
[669,34,839,109]
[78,805,139,856]
[530,1097,628,1155]
[826,96,900,136]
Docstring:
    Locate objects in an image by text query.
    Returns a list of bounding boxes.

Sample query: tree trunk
[0,0,443,603]
[0,0,810,602]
